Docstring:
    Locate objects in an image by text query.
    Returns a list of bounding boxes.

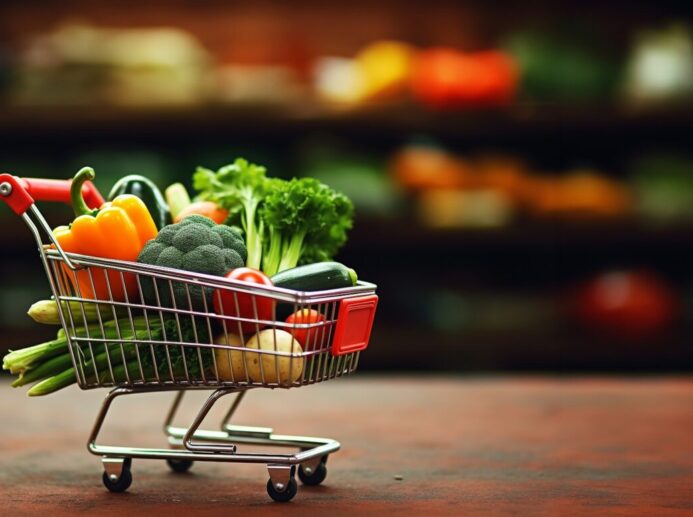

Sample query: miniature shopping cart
[0,173,378,502]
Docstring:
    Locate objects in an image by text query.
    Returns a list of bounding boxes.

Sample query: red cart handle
[0,174,104,216]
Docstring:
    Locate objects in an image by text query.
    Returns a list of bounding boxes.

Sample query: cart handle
[0,174,104,216]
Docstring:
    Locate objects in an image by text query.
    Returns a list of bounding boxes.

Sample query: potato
[213,333,251,382]
[244,329,304,385]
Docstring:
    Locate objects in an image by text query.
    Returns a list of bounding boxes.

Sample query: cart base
[88,387,340,502]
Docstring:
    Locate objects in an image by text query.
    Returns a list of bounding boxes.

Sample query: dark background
[1,0,693,372]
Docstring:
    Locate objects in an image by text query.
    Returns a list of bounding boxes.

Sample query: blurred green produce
[298,140,402,216]
[505,25,621,101]
[631,153,693,221]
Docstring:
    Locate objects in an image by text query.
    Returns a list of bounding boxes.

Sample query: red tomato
[214,268,275,335]
[286,309,326,349]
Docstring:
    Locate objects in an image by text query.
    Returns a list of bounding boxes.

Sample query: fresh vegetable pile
[3,157,359,395]
[192,158,353,276]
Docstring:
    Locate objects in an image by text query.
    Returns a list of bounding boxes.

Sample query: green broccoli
[137,214,246,310]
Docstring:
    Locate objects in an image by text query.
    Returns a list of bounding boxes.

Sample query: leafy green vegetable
[192,158,354,276]
[193,158,268,270]
[140,316,213,380]
[260,177,353,276]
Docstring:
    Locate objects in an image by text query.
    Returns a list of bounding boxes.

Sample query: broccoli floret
[178,214,216,228]
[211,225,247,264]
[136,215,246,310]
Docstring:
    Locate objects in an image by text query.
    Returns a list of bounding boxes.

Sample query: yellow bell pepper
[53,167,158,301]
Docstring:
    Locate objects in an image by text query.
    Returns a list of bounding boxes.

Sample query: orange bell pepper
[53,167,158,302]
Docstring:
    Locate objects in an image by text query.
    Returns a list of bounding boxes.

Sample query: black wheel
[266,477,298,502]
[167,458,194,473]
[102,462,132,493]
[298,457,328,486]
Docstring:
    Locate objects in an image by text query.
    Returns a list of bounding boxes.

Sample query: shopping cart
[0,173,378,502]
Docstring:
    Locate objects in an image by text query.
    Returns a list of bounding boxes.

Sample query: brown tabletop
[1,376,691,516]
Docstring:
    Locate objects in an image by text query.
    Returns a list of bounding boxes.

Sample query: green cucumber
[271,262,357,291]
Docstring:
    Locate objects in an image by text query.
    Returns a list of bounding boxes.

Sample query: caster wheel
[298,457,328,486]
[102,461,132,493]
[266,477,298,502]
[167,459,193,473]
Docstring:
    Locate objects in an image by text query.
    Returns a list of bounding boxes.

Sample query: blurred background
[1,0,692,372]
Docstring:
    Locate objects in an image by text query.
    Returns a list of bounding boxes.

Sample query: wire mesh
[43,250,373,390]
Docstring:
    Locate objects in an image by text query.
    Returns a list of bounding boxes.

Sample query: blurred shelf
[346,217,693,251]
[1,102,693,143]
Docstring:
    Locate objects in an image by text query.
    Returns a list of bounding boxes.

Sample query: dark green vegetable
[259,177,354,276]
[108,174,172,230]
[271,262,358,291]
[136,214,246,310]
[140,317,213,380]
[193,159,269,270]
[192,158,354,276]
[2,318,162,396]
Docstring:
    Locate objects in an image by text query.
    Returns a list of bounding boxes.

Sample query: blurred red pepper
[411,48,518,109]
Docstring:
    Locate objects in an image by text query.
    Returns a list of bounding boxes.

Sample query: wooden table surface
[1,375,691,516]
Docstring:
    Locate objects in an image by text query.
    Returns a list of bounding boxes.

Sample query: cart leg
[88,388,136,492]
[220,389,275,439]
[183,389,239,453]
[88,387,134,455]
[163,390,186,434]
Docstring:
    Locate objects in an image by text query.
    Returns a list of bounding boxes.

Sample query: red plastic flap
[331,294,378,356]
[0,174,34,215]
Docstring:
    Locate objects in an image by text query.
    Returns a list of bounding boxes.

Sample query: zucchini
[271,262,358,291]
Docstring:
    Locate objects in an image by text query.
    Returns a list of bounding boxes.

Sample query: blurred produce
[417,189,514,228]
[3,18,692,110]
[624,24,693,103]
[300,141,401,216]
[313,57,365,105]
[355,41,414,102]
[411,49,517,108]
[314,41,413,105]
[215,64,304,104]
[394,287,556,336]
[630,153,693,221]
[528,171,633,218]
[505,26,620,101]
[13,23,211,106]
[390,144,472,190]
[391,142,633,227]
[570,270,679,341]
